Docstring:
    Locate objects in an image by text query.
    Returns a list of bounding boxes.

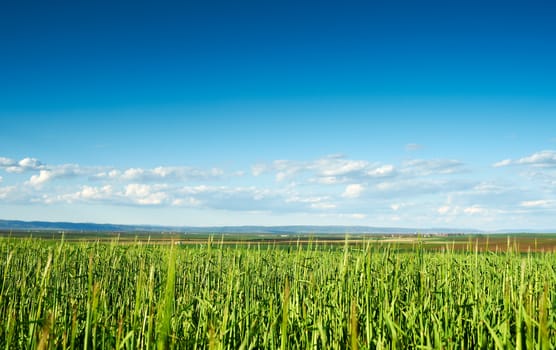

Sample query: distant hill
[0,219,483,234]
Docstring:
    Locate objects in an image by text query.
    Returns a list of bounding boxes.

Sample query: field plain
[1,232,555,348]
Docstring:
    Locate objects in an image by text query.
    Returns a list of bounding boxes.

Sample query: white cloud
[19,157,43,169]
[121,168,145,180]
[310,202,337,210]
[167,185,340,213]
[285,194,330,204]
[124,183,168,205]
[402,159,465,176]
[78,185,114,200]
[272,160,303,181]
[342,184,364,198]
[43,185,116,204]
[28,170,55,187]
[493,159,512,168]
[1,157,44,173]
[375,179,472,197]
[367,164,396,177]
[275,171,288,182]
[0,186,15,199]
[0,157,15,167]
[471,182,509,194]
[464,205,488,215]
[437,206,451,215]
[318,212,368,220]
[4,156,229,189]
[518,150,556,167]
[284,194,338,210]
[390,203,410,211]
[27,164,84,187]
[317,159,367,177]
[93,169,122,179]
[520,199,554,208]
[313,176,339,184]
[98,166,225,182]
[438,204,484,217]
[8,153,555,229]
[491,151,556,199]
[124,183,160,198]
[494,150,556,168]
[171,197,201,207]
[251,164,268,176]
[350,213,367,219]
[259,155,402,185]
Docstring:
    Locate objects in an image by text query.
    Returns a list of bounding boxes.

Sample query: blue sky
[1,0,556,230]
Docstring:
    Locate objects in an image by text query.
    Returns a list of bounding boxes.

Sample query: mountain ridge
[0,219,489,234]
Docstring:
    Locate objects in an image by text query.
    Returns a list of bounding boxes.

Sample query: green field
[1,235,555,348]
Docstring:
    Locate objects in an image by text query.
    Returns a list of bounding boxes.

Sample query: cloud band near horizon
[1,150,555,230]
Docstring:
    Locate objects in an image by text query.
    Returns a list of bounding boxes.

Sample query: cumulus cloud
[493,150,556,168]
[171,197,201,207]
[92,169,122,180]
[0,157,44,173]
[124,184,168,205]
[34,184,169,206]
[7,153,548,229]
[437,203,491,217]
[171,185,339,213]
[437,205,452,215]
[257,155,399,184]
[284,193,337,211]
[28,170,55,187]
[251,164,267,176]
[121,168,145,181]
[390,202,412,211]
[261,156,464,185]
[316,159,367,177]
[491,151,556,198]
[42,185,116,204]
[0,186,15,199]
[517,150,556,167]
[464,205,488,215]
[438,204,483,217]
[18,157,43,170]
[17,162,229,187]
[285,194,331,204]
[367,164,396,177]
[77,185,114,200]
[0,157,14,167]
[277,155,368,180]
[115,166,224,182]
[176,185,287,211]
[27,164,84,187]
[342,184,364,198]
